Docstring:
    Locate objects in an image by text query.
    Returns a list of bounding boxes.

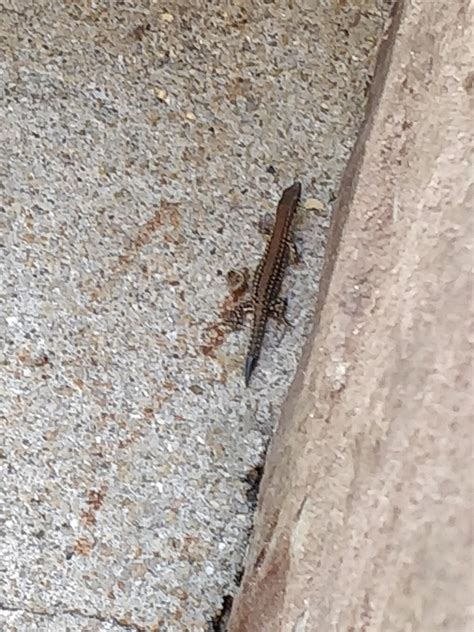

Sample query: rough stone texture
[0,1,390,630]
[228,1,474,630]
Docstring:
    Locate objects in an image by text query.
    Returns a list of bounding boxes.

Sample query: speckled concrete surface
[0,1,389,630]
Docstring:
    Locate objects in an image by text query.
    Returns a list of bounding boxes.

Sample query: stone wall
[228,1,473,630]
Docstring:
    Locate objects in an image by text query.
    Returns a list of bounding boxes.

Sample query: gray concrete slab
[0,1,390,630]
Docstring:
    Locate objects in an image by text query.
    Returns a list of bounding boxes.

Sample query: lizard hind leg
[270,297,293,346]
[224,299,253,330]
[270,297,293,327]
[224,267,252,330]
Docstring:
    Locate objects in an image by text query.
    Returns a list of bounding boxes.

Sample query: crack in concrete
[0,603,146,631]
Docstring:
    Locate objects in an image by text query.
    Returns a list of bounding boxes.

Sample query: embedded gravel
[0,1,390,630]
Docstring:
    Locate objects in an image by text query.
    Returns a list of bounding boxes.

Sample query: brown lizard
[229,182,302,386]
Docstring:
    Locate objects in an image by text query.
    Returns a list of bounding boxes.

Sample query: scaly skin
[244,181,301,386]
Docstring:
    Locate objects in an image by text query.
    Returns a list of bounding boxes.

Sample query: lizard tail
[244,315,266,386]
[244,355,258,387]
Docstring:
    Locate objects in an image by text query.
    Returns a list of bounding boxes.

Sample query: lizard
[228,181,302,386]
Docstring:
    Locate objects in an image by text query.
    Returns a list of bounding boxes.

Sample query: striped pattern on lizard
[228,181,302,386]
